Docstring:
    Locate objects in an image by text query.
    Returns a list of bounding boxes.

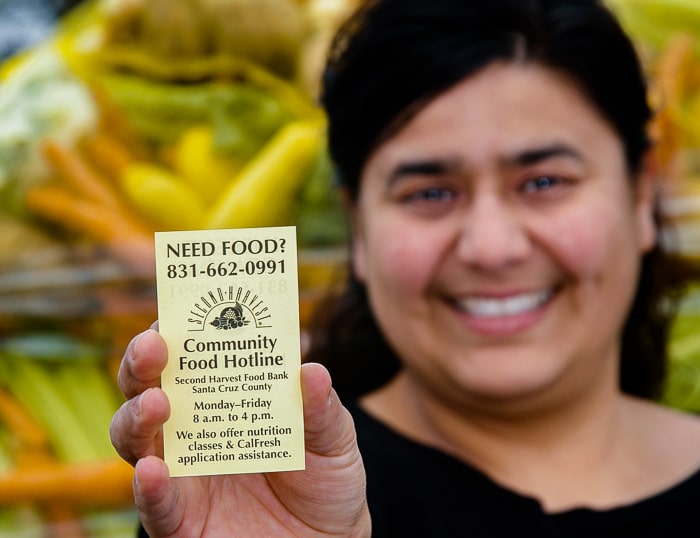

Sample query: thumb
[301,362,357,456]
[274,362,370,535]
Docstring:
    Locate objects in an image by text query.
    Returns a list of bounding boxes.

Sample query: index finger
[118,324,168,399]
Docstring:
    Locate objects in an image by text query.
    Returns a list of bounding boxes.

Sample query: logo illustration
[187,285,272,331]
[210,303,249,330]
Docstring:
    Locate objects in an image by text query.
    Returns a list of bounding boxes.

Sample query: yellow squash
[203,119,323,229]
[121,161,207,230]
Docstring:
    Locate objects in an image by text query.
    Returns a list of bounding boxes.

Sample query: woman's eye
[406,187,454,202]
[520,175,563,193]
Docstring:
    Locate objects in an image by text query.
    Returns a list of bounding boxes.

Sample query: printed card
[154,226,304,477]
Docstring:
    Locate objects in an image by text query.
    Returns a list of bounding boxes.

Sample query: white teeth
[458,290,552,317]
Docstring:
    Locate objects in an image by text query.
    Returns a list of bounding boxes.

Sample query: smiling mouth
[455,289,554,317]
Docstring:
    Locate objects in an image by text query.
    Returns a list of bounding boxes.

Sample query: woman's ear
[341,188,367,283]
[635,150,659,253]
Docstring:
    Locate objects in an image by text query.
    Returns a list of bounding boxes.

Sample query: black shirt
[351,402,700,537]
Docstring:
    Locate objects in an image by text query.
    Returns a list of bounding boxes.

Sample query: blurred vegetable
[120,162,207,230]
[23,183,139,240]
[0,506,43,538]
[0,383,90,534]
[41,139,126,211]
[647,33,697,172]
[171,126,245,205]
[662,282,700,412]
[0,333,121,463]
[0,388,48,455]
[204,119,323,229]
[80,131,135,189]
[24,184,155,276]
[0,458,133,507]
[0,333,134,533]
[296,144,349,247]
[607,0,700,56]
[91,72,301,153]
[608,0,700,162]
[97,0,306,77]
[0,47,97,213]
[88,86,153,162]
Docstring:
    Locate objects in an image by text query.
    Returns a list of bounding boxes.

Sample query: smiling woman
[307,0,700,531]
[111,1,700,537]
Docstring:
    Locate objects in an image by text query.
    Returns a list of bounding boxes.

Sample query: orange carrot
[25,185,150,240]
[0,388,48,450]
[81,130,135,182]
[25,185,156,277]
[41,139,127,211]
[0,458,134,507]
[89,85,152,160]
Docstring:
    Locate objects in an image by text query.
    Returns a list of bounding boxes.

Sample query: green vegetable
[295,145,349,247]
[0,333,122,462]
[607,0,700,55]
[0,506,43,538]
[662,298,700,412]
[97,72,301,157]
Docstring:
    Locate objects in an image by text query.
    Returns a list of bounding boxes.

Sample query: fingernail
[136,388,150,416]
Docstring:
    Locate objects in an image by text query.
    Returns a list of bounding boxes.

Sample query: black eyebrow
[504,143,584,167]
[387,158,461,185]
[385,144,582,186]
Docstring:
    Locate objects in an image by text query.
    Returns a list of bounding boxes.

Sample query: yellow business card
[154,226,304,477]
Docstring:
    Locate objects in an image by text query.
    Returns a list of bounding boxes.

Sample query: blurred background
[0,0,699,536]
[0,1,84,61]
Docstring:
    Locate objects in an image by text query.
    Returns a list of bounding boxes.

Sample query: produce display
[0,0,352,535]
[0,0,699,535]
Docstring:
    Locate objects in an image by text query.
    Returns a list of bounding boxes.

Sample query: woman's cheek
[371,221,441,291]
[540,204,634,280]
[381,236,427,288]
[540,210,614,275]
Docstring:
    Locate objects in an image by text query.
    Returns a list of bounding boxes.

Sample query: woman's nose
[455,193,531,271]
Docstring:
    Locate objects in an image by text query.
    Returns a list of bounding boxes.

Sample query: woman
[112,0,700,536]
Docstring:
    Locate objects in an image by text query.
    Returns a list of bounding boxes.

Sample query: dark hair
[307,0,699,401]
[322,0,651,196]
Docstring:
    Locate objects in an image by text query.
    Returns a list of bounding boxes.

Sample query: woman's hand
[110,323,371,537]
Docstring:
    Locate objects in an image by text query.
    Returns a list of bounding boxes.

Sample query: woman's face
[351,62,656,406]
